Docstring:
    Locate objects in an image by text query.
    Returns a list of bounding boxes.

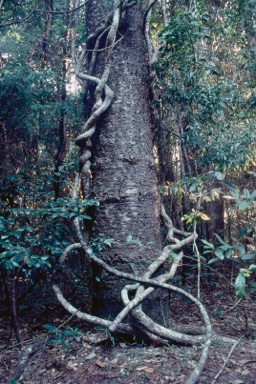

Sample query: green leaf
[129,239,140,244]
[201,239,215,250]
[11,261,20,267]
[234,244,245,257]
[214,171,224,180]
[215,249,225,260]
[238,226,248,239]
[169,250,179,262]
[235,272,245,298]
[208,257,220,264]
[241,253,256,261]
[238,201,249,210]
[189,183,197,192]
[126,234,133,243]
[250,190,256,199]
[215,234,228,246]
[224,248,232,259]
[43,324,57,332]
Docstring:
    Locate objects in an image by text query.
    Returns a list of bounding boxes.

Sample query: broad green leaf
[250,190,256,199]
[214,171,224,180]
[189,183,197,192]
[235,272,245,298]
[234,244,245,257]
[238,201,249,210]
[224,248,232,259]
[11,261,20,267]
[215,249,224,260]
[238,226,248,239]
[241,253,256,261]
[242,189,250,199]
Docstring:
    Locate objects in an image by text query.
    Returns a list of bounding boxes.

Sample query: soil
[0,272,256,384]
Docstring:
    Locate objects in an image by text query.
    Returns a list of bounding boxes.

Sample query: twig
[225,297,243,312]
[211,337,243,384]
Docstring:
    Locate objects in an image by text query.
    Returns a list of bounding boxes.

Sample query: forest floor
[0,272,256,384]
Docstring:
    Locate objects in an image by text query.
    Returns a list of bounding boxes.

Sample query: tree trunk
[86,2,162,319]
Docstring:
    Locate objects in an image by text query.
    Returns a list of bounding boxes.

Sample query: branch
[0,11,44,28]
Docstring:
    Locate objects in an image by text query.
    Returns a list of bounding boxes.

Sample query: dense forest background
[0,0,255,383]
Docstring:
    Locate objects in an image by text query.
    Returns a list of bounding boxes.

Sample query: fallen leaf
[67,361,78,370]
[241,369,250,375]
[96,361,106,368]
[84,351,96,360]
[144,367,154,374]
[110,358,118,364]
[135,366,154,373]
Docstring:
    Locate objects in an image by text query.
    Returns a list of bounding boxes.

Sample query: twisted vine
[52,2,212,383]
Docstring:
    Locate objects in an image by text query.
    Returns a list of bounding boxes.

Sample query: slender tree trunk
[53,0,72,199]
[86,2,162,319]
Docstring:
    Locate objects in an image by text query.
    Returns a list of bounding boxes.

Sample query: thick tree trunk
[86,3,162,319]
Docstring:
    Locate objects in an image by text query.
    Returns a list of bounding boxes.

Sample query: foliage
[43,324,82,349]
[0,189,98,276]
[156,2,256,171]
[202,184,256,297]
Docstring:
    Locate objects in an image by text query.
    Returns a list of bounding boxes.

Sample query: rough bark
[86,2,162,319]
